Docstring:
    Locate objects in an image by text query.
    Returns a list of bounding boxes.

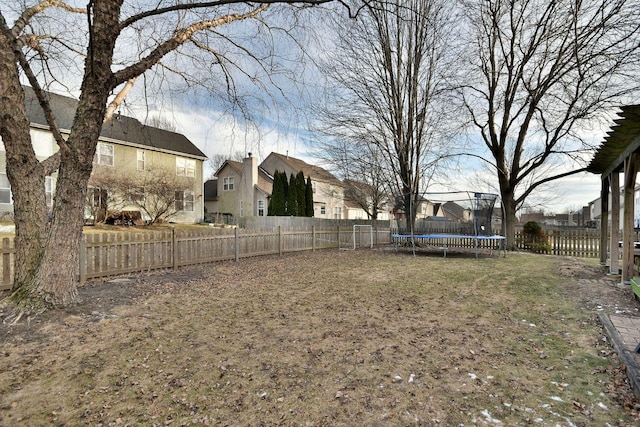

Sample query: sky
[144,98,605,215]
[6,1,614,216]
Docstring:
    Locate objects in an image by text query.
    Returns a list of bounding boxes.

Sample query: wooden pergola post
[622,153,640,284]
[600,177,610,266]
[610,173,620,275]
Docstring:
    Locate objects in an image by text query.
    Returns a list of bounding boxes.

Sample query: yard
[1,249,639,426]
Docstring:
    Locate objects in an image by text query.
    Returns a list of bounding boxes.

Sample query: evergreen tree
[296,171,306,216]
[268,170,286,216]
[288,173,299,216]
[281,171,289,215]
[305,177,314,217]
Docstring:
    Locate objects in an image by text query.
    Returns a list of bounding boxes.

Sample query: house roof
[23,86,207,160]
[587,105,640,176]
[214,160,243,177]
[266,152,342,185]
[442,201,467,221]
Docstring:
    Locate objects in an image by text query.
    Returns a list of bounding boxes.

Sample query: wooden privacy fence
[0,225,391,291]
[514,229,601,258]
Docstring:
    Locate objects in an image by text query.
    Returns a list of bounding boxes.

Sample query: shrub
[522,221,550,253]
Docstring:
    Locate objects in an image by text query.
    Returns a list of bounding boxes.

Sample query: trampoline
[392,192,506,257]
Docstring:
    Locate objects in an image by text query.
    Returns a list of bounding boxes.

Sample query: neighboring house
[441,201,472,222]
[392,197,445,222]
[0,86,208,223]
[260,152,345,219]
[212,154,273,219]
[342,179,391,221]
[344,198,368,220]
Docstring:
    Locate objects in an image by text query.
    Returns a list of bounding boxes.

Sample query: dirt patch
[1,250,639,426]
[556,256,640,317]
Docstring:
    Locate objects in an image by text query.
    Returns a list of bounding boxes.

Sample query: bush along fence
[0,224,391,291]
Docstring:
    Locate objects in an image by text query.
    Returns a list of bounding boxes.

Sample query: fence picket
[0,225,611,288]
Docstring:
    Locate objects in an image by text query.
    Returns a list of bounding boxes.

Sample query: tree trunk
[7,1,122,312]
[0,23,47,293]
[501,191,518,251]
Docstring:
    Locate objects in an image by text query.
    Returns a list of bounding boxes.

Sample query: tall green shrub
[296,171,306,216]
[268,170,287,216]
[305,177,314,217]
[288,173,299,216]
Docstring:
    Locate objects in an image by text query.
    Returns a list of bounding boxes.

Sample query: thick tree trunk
[6,1,123,313]
[0,23,47,294]
[501,192,518,251]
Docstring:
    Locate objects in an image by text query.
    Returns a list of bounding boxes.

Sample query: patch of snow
[598,402,608,410]
[480,409,503,425]
[408,373,415,383]
[468,373,477,380]
[533,418,544,423]
[549,396,564,402]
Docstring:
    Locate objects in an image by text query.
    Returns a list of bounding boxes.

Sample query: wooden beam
[610,173,620,274]
[622,153,640,284]
[601,133,640,178]
[600,177,610,265]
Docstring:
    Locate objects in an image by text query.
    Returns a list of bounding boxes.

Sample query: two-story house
[0,86,208,224]
[260,152,344,219]
[206,152,346,221]
[210,153,273,219]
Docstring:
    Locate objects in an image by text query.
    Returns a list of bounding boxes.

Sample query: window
[94,143,114,166]
[258,200,265,217]
[45,177,53,207]
[175,190,194,212]
[137,150,146,171]
[223,176,234,191]
[92,188,108,209]
[334,206,342,219]
[0,173,11,204]
[320,205,326,215]
[31,129,54,157]
[176,157,195,177]
[240,200,244,217]
[312,182,316,194]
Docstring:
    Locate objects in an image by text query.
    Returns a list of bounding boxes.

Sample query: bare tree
[86,167,127,224]
[146,116,178,133]
[0,0,331,316]
[313,0,458,230]
[208,151,245,178]
[459,0,640,248]
[120,168,195,225]
[316,137,391,219]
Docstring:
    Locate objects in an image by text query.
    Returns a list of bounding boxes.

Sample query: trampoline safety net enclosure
[392,192,506,257]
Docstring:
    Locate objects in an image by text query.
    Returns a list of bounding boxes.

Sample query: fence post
[337,225,340,249]
[312,225,316,252]
[79,235,86,283]
[172,228,178,270]
[235,227,239,262]
[278,226,283,255]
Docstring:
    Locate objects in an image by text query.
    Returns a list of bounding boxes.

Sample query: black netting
[472,193,498,236]
[394,192,500,236]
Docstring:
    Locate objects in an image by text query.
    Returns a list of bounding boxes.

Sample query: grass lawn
[0,249,638,426]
